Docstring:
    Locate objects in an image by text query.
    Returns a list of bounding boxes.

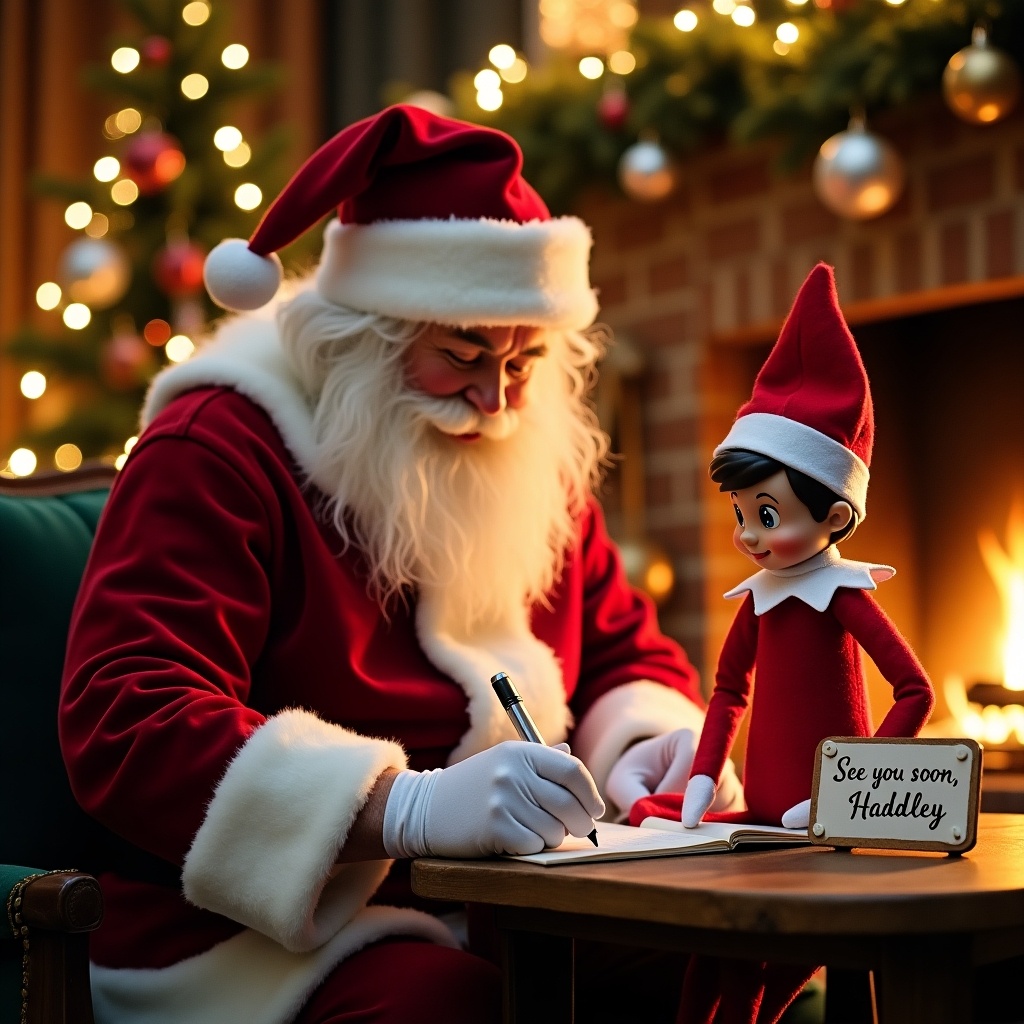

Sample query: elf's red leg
[676,954,724,1024]
[754,964,820,1023]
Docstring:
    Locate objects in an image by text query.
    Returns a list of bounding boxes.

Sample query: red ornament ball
[101,331,155,390]
[123,132,185,194]
[141,35,172,66]
[598,90,630,133]
[153,240,207,298]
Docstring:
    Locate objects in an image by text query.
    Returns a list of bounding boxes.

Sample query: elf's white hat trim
[316,216,597,329]
[714,411,870,521]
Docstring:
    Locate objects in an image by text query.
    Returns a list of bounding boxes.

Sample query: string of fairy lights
[468,0,926,113]
[5,0,263,478]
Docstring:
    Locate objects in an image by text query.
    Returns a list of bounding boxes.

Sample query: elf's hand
[781,798,811,829]
[381,741,604,858]
[681,774,717,827]
[605,728,697,814]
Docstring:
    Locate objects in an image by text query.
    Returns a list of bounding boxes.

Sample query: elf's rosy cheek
[768,531,817,559]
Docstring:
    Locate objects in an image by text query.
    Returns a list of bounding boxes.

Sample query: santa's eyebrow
[452,328,494,350]
[451,329,548,359]
[755,492,779,502]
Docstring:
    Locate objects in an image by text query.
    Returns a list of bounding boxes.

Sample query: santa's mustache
[408,391,520,441]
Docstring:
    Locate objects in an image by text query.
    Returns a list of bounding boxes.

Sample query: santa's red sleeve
[59,414,408,953]
[832,587,934,737]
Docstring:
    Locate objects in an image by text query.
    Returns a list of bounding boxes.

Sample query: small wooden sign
[809,737,982,854]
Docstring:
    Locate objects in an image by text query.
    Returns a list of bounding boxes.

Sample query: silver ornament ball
[57,237,131,309]
[812,122,904,220]
[618,140,676,202]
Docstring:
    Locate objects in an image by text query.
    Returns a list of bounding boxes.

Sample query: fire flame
[941,503,1024,751]
[978,501,1024,691]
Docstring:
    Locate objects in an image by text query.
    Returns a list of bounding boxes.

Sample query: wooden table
[411,813,1024,1023]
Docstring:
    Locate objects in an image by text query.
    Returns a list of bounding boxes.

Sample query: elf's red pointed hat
[714,263,873,521]
[203,104,598,330]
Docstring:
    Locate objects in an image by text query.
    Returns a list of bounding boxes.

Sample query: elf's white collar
[724,546,895,615]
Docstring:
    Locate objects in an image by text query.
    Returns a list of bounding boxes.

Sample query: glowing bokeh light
[234,183,263,210]
[20,371,46,399]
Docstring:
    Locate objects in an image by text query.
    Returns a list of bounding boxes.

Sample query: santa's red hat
[203,104,597,330]
[714,263,873,521]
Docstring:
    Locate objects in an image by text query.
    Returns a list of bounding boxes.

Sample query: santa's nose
[464,369,507,416]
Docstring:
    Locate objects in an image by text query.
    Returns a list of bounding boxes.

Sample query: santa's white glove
[781,799,811,829]
[382,741,605,859]
[606,728,698,814]
[681,774,718,828]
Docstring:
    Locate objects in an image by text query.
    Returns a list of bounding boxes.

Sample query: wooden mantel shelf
[712,274,1024,347]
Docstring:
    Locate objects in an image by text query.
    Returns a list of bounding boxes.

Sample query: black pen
[490,671,599,847]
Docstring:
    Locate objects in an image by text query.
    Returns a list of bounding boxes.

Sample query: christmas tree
[4,0,292,476]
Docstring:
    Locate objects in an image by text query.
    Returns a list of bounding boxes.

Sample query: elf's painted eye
[759,505,780,529]
[733,505,744,527]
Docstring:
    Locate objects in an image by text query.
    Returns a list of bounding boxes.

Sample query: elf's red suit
[631,264,934,1024]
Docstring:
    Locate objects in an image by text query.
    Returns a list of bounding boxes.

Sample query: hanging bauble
[101,328,155,390]
[141,35,172,67]
[57,237,131,309]
[153,239,206,298]
[618,139,676,202]
[123,131,185,195]
[942,26,1021,125]
[812,118,904,220]
[598,88,630,133]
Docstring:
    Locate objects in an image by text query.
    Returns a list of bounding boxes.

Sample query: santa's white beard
[279,294,607,633]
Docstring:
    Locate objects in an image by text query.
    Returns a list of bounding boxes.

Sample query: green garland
[452,0,1022,212]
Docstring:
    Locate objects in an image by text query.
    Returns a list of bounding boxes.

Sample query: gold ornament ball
[618,140,676,203]
[943,34,1021,125]
[617,537,675,606]
[812,122,905,221]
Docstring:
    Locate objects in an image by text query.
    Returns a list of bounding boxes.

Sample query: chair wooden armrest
[7,870,103,1024]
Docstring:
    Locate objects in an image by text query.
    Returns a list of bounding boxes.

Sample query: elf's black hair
[709,448,856,545]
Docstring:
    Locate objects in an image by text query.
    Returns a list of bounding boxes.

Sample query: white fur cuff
[182,709,407,952]
[572,681,707,819]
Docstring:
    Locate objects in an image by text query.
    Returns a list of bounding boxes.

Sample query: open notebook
[505,818,809,867]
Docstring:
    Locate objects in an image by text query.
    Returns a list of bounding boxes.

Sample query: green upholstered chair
[1,464,115,1024]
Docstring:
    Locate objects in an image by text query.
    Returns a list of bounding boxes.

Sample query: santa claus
[59,104,741,1024]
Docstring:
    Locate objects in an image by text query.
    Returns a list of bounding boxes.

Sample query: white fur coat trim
[317,216,598,330]
[415,585,572,765]
[182,709,407,953]
[90,904,456,1024]
[140,314,321,482]
[571,680,709,818]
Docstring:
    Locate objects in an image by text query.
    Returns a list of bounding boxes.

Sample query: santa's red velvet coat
[60,364,707,1024]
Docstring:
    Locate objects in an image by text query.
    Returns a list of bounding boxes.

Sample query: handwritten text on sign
[809,737,981,853]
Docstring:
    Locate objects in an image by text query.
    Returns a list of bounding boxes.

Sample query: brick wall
[579,94,1024,689]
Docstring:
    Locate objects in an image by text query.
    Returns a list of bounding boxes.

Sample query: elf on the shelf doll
[629,262,934,1024]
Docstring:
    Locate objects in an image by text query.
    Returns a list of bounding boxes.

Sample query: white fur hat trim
[316,216,597,329]
[715,412,870,520]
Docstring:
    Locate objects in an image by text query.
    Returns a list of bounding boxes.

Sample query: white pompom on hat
[204,104,598,331]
